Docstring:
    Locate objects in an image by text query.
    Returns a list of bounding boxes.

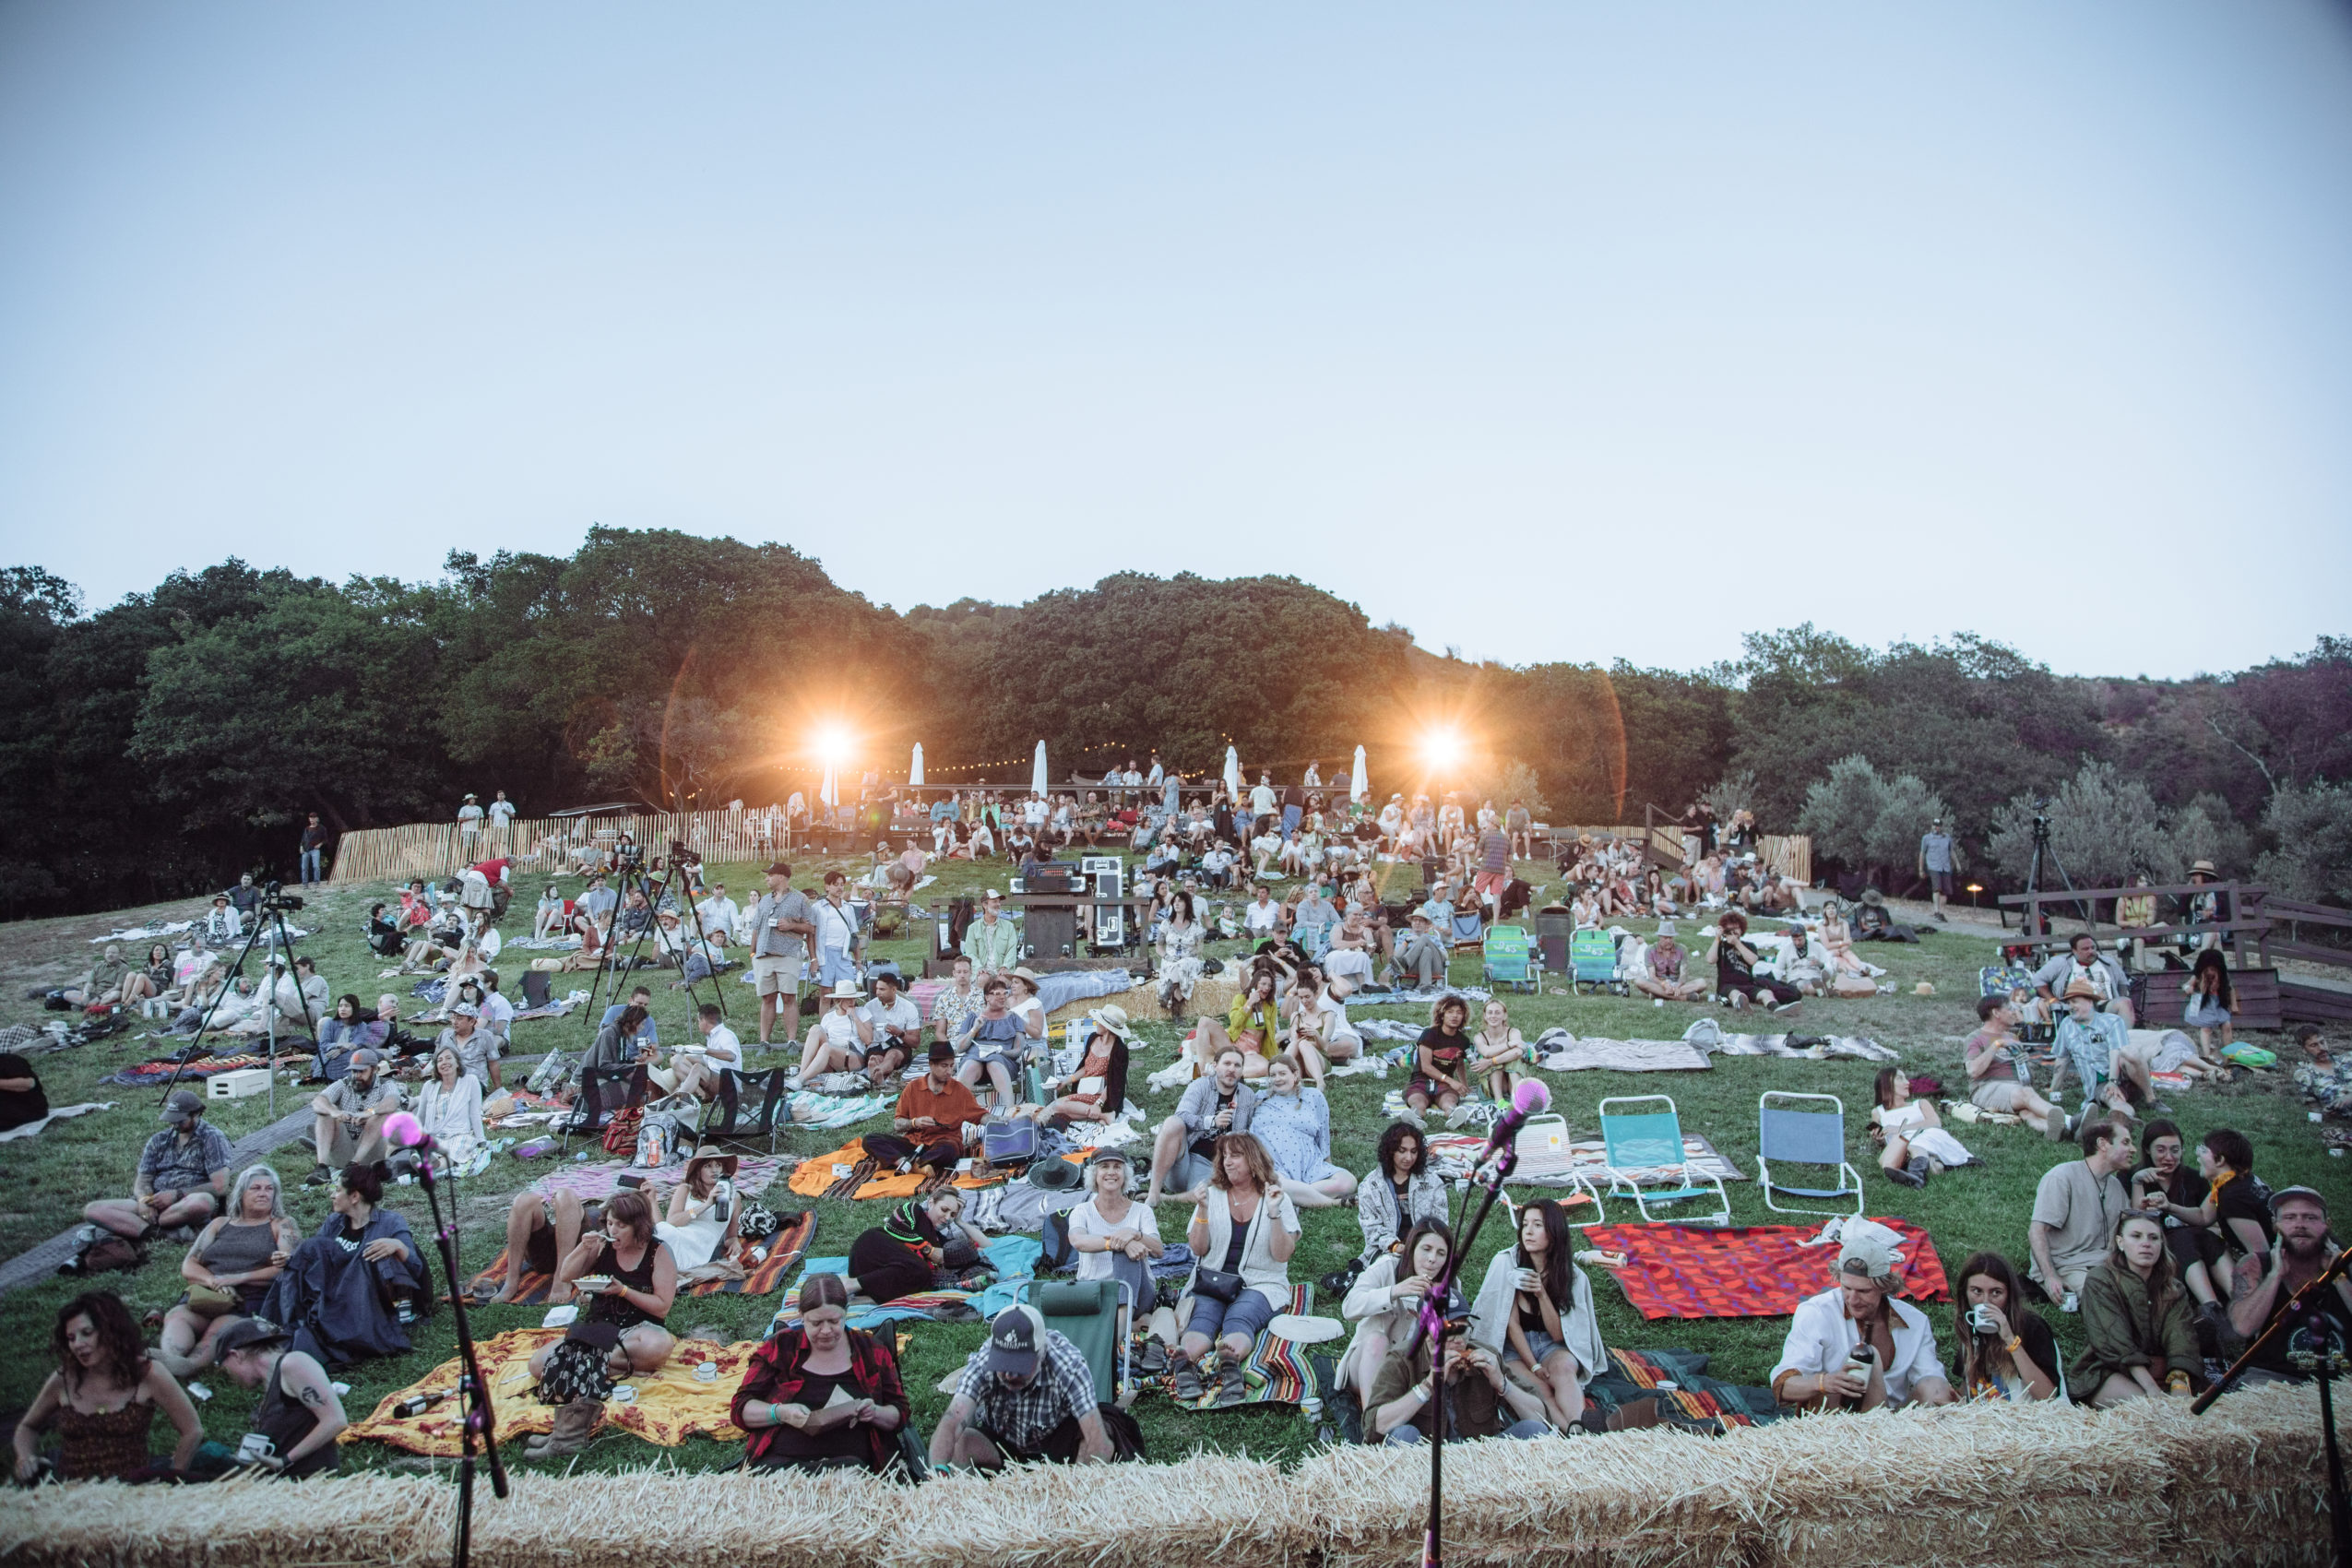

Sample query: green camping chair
[1482,925,1539,992]
[1016,1277,1132,1405]
[1570,928,1625,995]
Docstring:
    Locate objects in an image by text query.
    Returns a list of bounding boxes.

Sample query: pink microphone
[383,1111,429,1149]
[1480,1076,1550,1158]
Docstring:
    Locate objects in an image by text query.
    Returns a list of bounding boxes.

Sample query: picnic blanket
[1534,1034,1712,1073]
[457,1209,816,1305]
[341,1328,753,1455]
[0,1101,112,1143]
[1579,1219,1949,1320]
[1146,1285,1319,1409]
[772,1235,1043,1332]
[530,1154,786,1206]
[1348,985,1492,1010]
[96,1053,273,1087]
[786,1138,1008,1200]
[89,921,194,944]
[1420,1129,1746,1188]
[1590,1347,1782,1429]
[510,989,588,1023]
[1680,1019,1896,1062]
[780,1091,893,1132]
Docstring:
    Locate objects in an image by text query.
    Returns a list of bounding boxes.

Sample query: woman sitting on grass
[1870,1067,1974,1189]
[1470,1198,1605,1431]
[1249,1055,1357,1208]
[847,1190,993,1304]
[1338,1217,1457,1418]
[1467,1000,1527,1104]
[158,1165,300,1377]
[1172,1134,1300,1408]
[13,1292,204,1483]
[2128,1120,2236,1339]
[535,1188,677,1383]
[731,1272,909,1474]
[1948,1252,2060,1402]
[2074,1211,2200,1406]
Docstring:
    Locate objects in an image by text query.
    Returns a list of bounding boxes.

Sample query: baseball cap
[1838,1231,1902,1283]
[982,1303,1045,1378]
[2271,1184,2330,1217]
[350,1048,382,1069]
[161,1090,205,1125]
[212,1317,291,1359]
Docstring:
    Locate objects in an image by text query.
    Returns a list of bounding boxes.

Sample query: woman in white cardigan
[414,1044,485,1164]
[1467,1197,1605,1430]
[1337,1218,1456,1416]
[1175,1133,1300,1409]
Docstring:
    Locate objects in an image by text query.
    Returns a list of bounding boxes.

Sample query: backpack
[633,1108,688,1169]
[981,1118,1039,1167]
[59,1225,147,1277]
[1040,1208,1076,1272]
[600,1104,643,1156]
[527,1049,575,1097]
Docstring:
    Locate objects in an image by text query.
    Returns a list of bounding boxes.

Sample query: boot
[525,1396,602,1458]
[1170,1354,1206,1403]
[1212,1352,1248,1408]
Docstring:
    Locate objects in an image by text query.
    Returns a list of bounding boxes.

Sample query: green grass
[1,850,2340,1475]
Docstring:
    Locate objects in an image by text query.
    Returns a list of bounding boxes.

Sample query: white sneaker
[1727,992,1749,1012]
[1400,1104,1427,1130]
[2061,1291,2080,1314]
[1445,1102,1475,1129]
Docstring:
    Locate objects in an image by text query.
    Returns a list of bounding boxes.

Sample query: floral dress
[1252,1086,1339,1183]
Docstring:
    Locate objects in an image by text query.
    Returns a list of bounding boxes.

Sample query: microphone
[383,1111,433,1152]
[1480,1078,1550,1159]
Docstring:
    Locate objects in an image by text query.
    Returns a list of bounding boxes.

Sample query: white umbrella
[1031,740,1049,796]
[1351,743,1369,803]
[820,766,838,808]
[1223,745,1241,795]
[910,743,925,787]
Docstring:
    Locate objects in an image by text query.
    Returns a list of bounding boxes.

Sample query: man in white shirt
[487,790,517,826]
[1023,793,1049,830]
[457,794,484,841]
[1146,755,1164,789]
[856,971,923,1086]
[477,970,517,1044]
[695,883,742,944]
[1769,1232,1954,1411]
[1249,773,1278,827]
[1244,885,1284,939]
[655,1003,742,1101]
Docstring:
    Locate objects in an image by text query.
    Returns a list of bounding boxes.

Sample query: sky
[2,5,2349,680]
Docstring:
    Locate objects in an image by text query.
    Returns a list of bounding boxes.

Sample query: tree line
[2,531,2346,917]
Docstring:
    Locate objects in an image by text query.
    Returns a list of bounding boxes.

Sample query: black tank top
[254,1356,338,1479]
[585,1237,667,1329]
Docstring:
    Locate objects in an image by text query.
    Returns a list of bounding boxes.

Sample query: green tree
[1797,755,1892,873]
[2255,782,2352,907]
[1987,762,2170,889]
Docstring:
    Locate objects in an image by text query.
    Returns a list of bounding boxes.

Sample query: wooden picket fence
[327,809,798,885]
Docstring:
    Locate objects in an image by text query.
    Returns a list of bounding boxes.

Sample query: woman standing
[2073,1211,2200,1406]
[656,1146,741,1273]
[731,1273,909,1474]
[13,1293,204,1482]
[1338,1218,1455,1417]
[1248,1056,1357,1208]
[1174,1134,1300,1408]
[1404,995,1475,1128]
[415,1045,486,1165]
[1870,1067,1973,1189]
[1467,1001,1527,1105]
[158,1165,300,1377]
[1946,1252,2060,1402]
[1471,1198,1604,1431]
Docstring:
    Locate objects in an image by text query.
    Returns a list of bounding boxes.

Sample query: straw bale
[464,1467,901,1568]
[0,1470,448,1568]
[882,1451,1306,1568]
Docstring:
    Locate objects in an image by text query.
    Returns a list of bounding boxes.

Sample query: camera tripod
[156,890,316,1117]
[2023,808,2093,940]
[578,847,728,1039]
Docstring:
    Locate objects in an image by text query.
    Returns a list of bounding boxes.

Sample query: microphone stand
[407,1138,507,1567]
[2191,1245,2352,1566]
[1418,1132,1523,1568]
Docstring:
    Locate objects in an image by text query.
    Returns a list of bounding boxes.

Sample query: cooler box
[208,1068,272,1100]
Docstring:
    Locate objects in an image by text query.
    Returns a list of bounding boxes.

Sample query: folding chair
[1570,929,1625,995]
[1595,1095,1729,1226]
[696,1066,790,1156]
[1757,1091,1865,1219]
[1481,925,1539,993]
[560,1063,649,1153]
[1016,1277,1132,1403]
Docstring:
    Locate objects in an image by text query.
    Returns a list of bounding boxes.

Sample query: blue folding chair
[1757,1091,1865,1219]
[1596,1095,1729,1226]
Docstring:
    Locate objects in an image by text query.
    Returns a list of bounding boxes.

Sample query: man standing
[298,814,328,885]
[305,1048,398,1186]
[487,789,517,827]
[2228,1187,2352,1384]
[457,793,484,844]
[1280,779,1307,841]
[930,1304,1118,1467]
[1249,771,1278,835]
[1473,820,1515,912]
[1145,1047,1255,1206]
[2028,1117,2133,1313]
[748,861,815,1046]
[84,1092,232,1242]
[961,889,1021,982]
[1917,818,1960,922]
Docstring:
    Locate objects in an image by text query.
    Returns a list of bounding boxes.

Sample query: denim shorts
[1515,1328,1568,1369]
[1186,1285,1278,1347]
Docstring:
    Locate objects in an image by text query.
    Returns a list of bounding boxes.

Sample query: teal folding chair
[1016,1277,1131,1404]
[1757,1091,1865,1219]
[1596,1095,1729,1226]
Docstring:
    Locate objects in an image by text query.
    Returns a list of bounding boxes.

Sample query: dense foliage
[3,537,2347,915]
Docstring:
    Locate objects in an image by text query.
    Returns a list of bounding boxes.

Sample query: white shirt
[694,1023,742,1072]
[477,926,504,959]
[1250,785,1277,815]
[478,990,516,1032]
[1024,797,1048,826]
[695,896,742,942]
[487,799,516,823]
[1770,1288,1945,1405]
[1245,898,1282,934]
[1070,1195,1162,1283]
[1312,990,1359,1043]
[859,995,921,1046]
[813,897,858,956]
[457,803,483,826]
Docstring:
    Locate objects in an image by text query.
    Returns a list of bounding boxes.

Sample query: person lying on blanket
[1769,1231,1955,1411]
[846,1190,994,1304]
[529,1189,677,1384]
[731,1272,909,1473]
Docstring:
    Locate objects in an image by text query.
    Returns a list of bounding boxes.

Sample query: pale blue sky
[3,4,2348,677]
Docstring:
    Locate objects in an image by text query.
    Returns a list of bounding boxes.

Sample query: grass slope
[0,850,2338,1475]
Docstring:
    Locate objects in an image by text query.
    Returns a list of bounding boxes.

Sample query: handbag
[1191,1198,1261,1305]
[184,1281,240,1315]
[982,1118,1038,1167]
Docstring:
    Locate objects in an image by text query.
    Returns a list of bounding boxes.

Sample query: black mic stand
[407,1136,508,1567]
[1417,1133,1523,1568]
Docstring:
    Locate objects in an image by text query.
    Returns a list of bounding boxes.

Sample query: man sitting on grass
[304,1048,398,1188]
[84,1091,232,1243]
[2029,1116,2135,1314]
[1963,994,2061,1138]
[930,1304,1120,1467]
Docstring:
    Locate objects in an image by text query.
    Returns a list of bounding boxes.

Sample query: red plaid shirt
[731,1325,908,1471]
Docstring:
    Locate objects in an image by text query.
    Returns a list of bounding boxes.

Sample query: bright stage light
[1420,727,1463,770]
[815,724,853,765]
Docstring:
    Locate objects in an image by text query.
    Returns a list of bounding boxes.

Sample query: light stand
[389,1116,507,1568]
[2191,1247,2352,1566]
[1417,1134,1523,1568]
[157,895,315,1117]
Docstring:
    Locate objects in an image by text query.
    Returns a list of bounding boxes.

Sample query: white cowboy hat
[827,979,864,1000]
[1086,1004,1136,1040]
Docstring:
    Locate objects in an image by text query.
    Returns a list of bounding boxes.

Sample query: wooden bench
[2140,968,2283,1032]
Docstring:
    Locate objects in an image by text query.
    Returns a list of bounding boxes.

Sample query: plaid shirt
[956,1329,1095,1451]
[137,1123,232,1194]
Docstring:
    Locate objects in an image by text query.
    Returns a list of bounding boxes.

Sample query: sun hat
[1859,888,1886,906]
[2190,860,2218,876]
[1028,1156,1085,1192]
[1009,966,1044,985]
[683,1145,739,1181]
[1656,920,1678,939]
[982,1303,1045,1377]
[1086,1004,1135,1040]
[2061,978,2102,1002]
[827,979,863,1000]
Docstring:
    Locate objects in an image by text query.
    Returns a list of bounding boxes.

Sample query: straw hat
[827,978,864,1000]
[2061,978,2102,1003]
[1086,1004,1135,1040]
[2190,860,2218,877]
[1009,966,1044,985]
[683,1145,738,1181]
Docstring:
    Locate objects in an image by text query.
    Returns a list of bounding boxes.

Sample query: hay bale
[1046,975,1238,1026]
[0,1469,448,1568]
[468,1468,901,1568]
[885,1452,1307,1568]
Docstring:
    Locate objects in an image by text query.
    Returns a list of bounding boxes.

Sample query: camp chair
[1756,1091,1865,1219]
[697,1066,790,1155]
[560,1063,649,1153]
[1447,908,1485,949]
[1293,921,1333,963]
[1016,1277,1132,1404]
[1481,925,1539,993]
[1596,1095,1728,1226]
[1570,929,1624,995]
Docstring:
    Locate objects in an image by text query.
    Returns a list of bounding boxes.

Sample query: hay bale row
[3,1387,2342,1568]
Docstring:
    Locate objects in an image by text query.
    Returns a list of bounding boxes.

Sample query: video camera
[259,879,305,913]
[669,839,699,870]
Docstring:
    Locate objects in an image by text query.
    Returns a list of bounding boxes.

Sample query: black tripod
[401,1129,508,1568]
[1415,1134,1526,1568]
[2192,1247,2352,1566]
[156,890,316,1115]
[578,848,727,1036]
[2023,807,2093,939]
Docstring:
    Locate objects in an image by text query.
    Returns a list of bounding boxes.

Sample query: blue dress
[1253,1087,1339,1183]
